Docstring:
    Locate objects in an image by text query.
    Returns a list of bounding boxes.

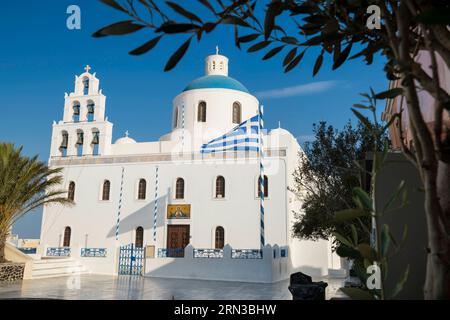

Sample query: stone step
[31,270,90,279]
[31,258,89,279]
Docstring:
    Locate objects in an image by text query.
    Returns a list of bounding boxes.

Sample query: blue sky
[1,1,388,238]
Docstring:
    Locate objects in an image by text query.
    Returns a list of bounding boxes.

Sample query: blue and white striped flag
[200,115,261,153]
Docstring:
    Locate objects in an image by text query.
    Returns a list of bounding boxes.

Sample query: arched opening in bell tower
[72,102,80,122]
[87,100,95,122]
[76,129,84,156]
[82,77,89,95]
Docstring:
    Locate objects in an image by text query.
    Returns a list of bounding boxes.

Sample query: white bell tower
[204,46,229,76]
[49,66,113,158]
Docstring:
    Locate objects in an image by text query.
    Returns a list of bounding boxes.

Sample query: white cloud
[255,80,342,99]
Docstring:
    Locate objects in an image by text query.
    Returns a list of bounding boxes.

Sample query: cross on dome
[215,45,219,55]
[84,65,91,73]
[125,130,129,137]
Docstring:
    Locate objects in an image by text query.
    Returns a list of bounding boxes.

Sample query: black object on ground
[288,272,328,300]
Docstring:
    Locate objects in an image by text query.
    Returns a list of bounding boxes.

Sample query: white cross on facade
[84,65,91,73]
[215,45,219,55]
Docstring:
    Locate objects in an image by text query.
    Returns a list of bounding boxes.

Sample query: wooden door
[167,225,190,257]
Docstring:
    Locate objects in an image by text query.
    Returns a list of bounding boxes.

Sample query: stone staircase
[31,258,89,279]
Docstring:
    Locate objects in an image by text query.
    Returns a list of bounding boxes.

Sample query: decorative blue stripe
[259,104,265,248]
[115,167,125,241]
[153,166,159,242]
[201,146,259,153]
[202,138,259,149]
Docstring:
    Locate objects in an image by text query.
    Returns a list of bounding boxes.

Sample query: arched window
[76,130,84,157]
[197,101,206,122]
[175,178,184,199]
[68,182,75,201]
[258,175,269,198]
[60,131,68,157]
[73,103,80,122]
[102,180,111,201]
[91,129,99,156]
[215,176,225,198]
[215,226,225,249]
[232,102,241,124]
[63,227,71,247]
[83,77,89,95]
[87,101,95,122]
[138,179,146,200]
[135,226,144,248]
[173,107,178,128]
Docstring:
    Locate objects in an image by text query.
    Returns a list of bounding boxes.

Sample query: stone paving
[0,274,344,300]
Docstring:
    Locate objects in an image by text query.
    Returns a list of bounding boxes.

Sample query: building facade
[38,51,340,281]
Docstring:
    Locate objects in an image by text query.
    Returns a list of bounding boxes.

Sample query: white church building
[38,50,341,282]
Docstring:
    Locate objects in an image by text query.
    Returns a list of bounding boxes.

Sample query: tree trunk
[430,160,450,299]
[0,231,7,264]
[423,161,450,299]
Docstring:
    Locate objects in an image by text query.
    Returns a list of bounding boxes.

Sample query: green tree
[94,0,450,299]
[292,120,387,246]
[0,143,71,263]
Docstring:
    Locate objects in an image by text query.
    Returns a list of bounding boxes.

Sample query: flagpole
[115,166,125,241]
[153,165,159,243]
[259,105,265,250]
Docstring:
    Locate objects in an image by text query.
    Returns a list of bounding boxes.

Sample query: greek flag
[200,115,261,153]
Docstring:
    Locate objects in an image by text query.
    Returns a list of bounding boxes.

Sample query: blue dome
[183,75,249,93]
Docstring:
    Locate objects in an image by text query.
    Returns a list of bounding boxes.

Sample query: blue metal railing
[193,248,223,258]
[81,248,107,257]
[157,248,185,258]
[231,249,263,259]
[46,247,71,257]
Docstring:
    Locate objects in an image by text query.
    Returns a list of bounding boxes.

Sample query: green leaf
[375,88,403,99]
[357,243,376,261]
[389,265,410,298]
[281,36,299,45]
[351,108,373,131]
[166,1,203,23]
[264,3,282,39]
[312,50,324,76]
[332,42,352,70]
[340,287,376,300]
[164,38,191,71]
[381,224,391,257]
[383,180,406,212]
[415,8,450,25]
[283,47,297,66]
[351,224,358,245]
[129,35,162,55]
[334,208,369,221]
[247,41,271,53]
[92,20,145,37]
[221,15,251,28]
[353,187,373,211]
[284,51,305,73]
[336,245,361,259]
[262,46,285,60]
[238,33,260,43]
[352,103,371,110]
[156,22,199,34]
[332,232,354,248]
[100,0,127,13]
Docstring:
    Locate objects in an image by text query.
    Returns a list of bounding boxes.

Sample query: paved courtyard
[0,275,344,300]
